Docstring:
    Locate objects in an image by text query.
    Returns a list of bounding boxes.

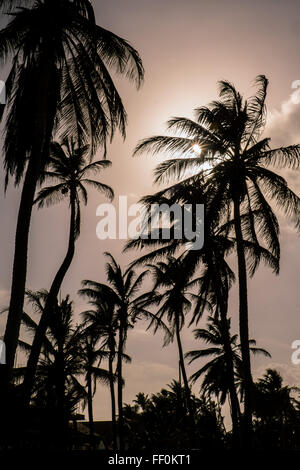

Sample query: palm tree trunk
[4,61,54,378]
[117,315,125,451]
[108,349,117,451]
[87,371,95,449]
[219,301,241,447]
[233,196,253,447]
[4,154,41,375]
[174,315,192,415]
[56,346,66,450]
[22,191,76,406]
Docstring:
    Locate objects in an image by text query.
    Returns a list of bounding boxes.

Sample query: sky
[1,0,300,423]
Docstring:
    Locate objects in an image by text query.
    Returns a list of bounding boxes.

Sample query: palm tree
[186,227,243,445]
[141,255,199,417]
[186,316,270,437]
[253,369,300,448]
[79,297,121,450]
[79,252,151,450]
[253,369,300,425]
[133,76,300,441]
[78,330,112,449]
[124,381,225,449]
[18,292,86,449]
[125,171,276,445]
[22,139,113,406]
[1,0,144,376]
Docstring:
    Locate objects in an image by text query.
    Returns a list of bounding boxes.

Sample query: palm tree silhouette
[22,139,113,406]
[141,255,198,417]
[18,292,86,449]
[254,368,300,425]
[186,226,242,445]
[253,368,300,448]
[133,76,300,442]
[78,329,112,449]
[1,0,144,376]
[186,316,270,439]
[125,168,276,445]
[79,252,149,450]
[79,294,125,450]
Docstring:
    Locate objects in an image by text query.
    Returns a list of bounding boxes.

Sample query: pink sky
[1,0,300,422]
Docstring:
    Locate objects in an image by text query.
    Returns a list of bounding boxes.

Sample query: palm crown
[1,0,144,185]
[132,76,300,438]
[186,316,270,404]
[35,139,114,238]
[134,76,300,258]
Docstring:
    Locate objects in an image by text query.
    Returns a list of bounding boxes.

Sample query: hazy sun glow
[191,143,213,173]
[192,143,202,155]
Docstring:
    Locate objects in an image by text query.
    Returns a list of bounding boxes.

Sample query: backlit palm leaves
[19,293,86,448]
[1,0,144,373]
[133,76,300,440]
[186,316,270,435]
[79,252,149,450]
[22,139,113,405]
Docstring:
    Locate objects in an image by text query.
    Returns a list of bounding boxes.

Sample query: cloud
[266,93,300,148]
[264,92,300,198]
[253,361,300,390]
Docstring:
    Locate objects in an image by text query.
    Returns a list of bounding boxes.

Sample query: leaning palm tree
[186,316,270,436]
[79,252,153,451]
[1,0,144,375]
[18,292,86,449]
[22,139,113,406]
[133,76,300,441]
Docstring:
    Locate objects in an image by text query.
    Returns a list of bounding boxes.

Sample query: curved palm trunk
[174,315,192,416]
[22,191,76,406]
[87,371,95,449]
[108,339,117,451]
[4,154,41,375]
[233,197,253,447]
[4,62,54,379]
[117,314,125,451]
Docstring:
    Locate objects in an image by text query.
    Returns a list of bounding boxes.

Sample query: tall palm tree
[186,226,243,445]
[133,76,300,441]
[1,0,144,376]
[141,255,199,417]
[125,168,277,445]
[79,297,121,451]
[79,252,151,450]
[186,316,270,439]
[78,330,112,449]
[22,139,113,406]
